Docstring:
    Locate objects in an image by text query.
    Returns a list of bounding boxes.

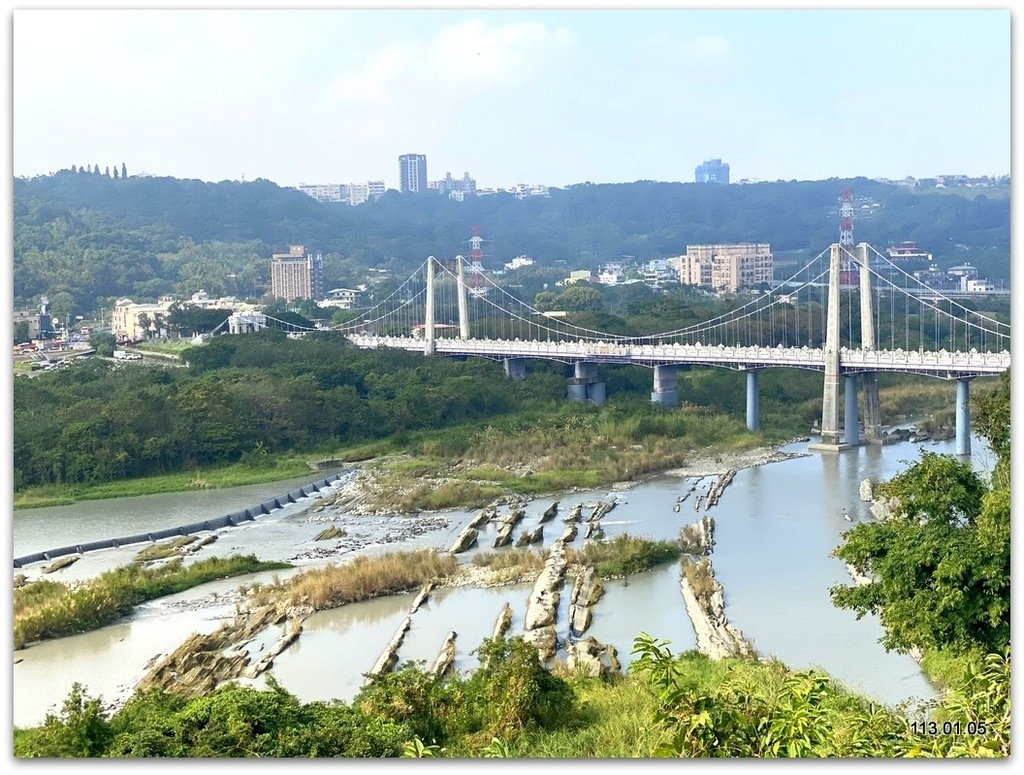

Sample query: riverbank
[12,454,333,510]
[16,427,964,730]
[313,436,807,517]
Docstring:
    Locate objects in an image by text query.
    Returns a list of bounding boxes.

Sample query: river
[11,432,994,728]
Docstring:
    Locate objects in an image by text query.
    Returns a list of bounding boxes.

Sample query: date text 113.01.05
[910,720,987,736]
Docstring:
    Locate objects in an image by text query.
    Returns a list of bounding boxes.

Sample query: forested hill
[13,170,1009,314]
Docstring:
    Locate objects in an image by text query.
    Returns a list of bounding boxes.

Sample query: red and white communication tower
[467,225,486,270]
[839,188,854,251]
[838,188,857,285]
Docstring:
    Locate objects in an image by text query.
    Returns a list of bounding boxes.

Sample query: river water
[11,433,994,728]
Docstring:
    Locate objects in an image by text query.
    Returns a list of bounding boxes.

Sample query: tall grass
[471,549,547,580]
[567,535,681,578]
[14,555,290,649]
[285,549,458,611]
[499,674,664,758]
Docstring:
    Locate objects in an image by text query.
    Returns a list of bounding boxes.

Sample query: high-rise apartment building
[431,171,477,196]
[695,158,730,184]
[367,180,387,200]
[270,245,324,301]
[399,154,428,193]
[679,244,773,293]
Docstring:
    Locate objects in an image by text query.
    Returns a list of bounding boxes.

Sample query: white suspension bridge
[224,242,1010,456]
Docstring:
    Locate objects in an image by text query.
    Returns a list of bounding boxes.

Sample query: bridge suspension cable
[626,245,833,344]
[435,261,633,341]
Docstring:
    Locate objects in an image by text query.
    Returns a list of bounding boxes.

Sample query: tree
[105,166,111,177]
[830,375,1011,656]
[534,291,559,311]
[556,285,606,312]
[113,166,119,180]
[89,331,117,357]
[121,162,128,179]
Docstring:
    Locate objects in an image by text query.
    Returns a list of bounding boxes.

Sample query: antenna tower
[468,225,485,268]
[839,188,854,252]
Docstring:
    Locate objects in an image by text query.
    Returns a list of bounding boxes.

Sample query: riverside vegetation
[13,555,290,649]
[11,338,1009,757]
[13,374,1012,757]
[13,329,989,510]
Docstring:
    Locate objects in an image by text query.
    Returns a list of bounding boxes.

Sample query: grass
[282,549,458,611]
[12,453,324,510]
[13,555,291,649]
[359,406,766,512]
[681,557,717,604]
[919,647,984,692]
[500,673,664,758]
[471,548,547,583]
[313,526,347,541]
[567,535,682,578]
[508,651,772,757]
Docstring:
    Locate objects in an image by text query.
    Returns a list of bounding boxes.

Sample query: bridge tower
[809,189,887,452]
[856,242,883,442]
[809,244,852,451]
[424,256,436,355]
[454,255,470,339]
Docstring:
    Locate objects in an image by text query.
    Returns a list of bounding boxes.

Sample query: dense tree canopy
[13,172,1010,318]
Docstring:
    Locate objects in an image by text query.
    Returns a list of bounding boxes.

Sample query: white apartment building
[296,183,343,203]
[321,288,361,310]
[296,181,387,205]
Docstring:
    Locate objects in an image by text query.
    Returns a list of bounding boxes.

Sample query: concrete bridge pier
[843,375,860,446]
[809,244,852,453]
[504,358,527,381]
[742,370,760,431]
[568,362,606,405]
[861,372,883,443]
[956,378,973,456]
[651,365,679,407]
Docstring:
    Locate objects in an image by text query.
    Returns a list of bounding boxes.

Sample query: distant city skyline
[12,6,1012,188]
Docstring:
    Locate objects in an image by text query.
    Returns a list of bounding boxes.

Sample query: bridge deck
[347,335,1009,379]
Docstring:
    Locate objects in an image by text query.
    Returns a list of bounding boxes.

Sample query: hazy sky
[12,5,1012,189]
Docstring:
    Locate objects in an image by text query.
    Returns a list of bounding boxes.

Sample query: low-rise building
[564,269,595,285]
[321,288,362,310]
[504,255,535,271]
[112,296,177,341]
[597,263,625,286]
[965,278,995,293]
[887,241,933,262]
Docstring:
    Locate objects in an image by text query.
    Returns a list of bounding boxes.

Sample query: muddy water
[12,434,993,727]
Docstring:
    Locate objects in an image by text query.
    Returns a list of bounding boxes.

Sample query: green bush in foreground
[14,635,1009,758]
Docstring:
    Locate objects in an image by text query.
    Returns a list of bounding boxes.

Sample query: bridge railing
[346,335,1009,375]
